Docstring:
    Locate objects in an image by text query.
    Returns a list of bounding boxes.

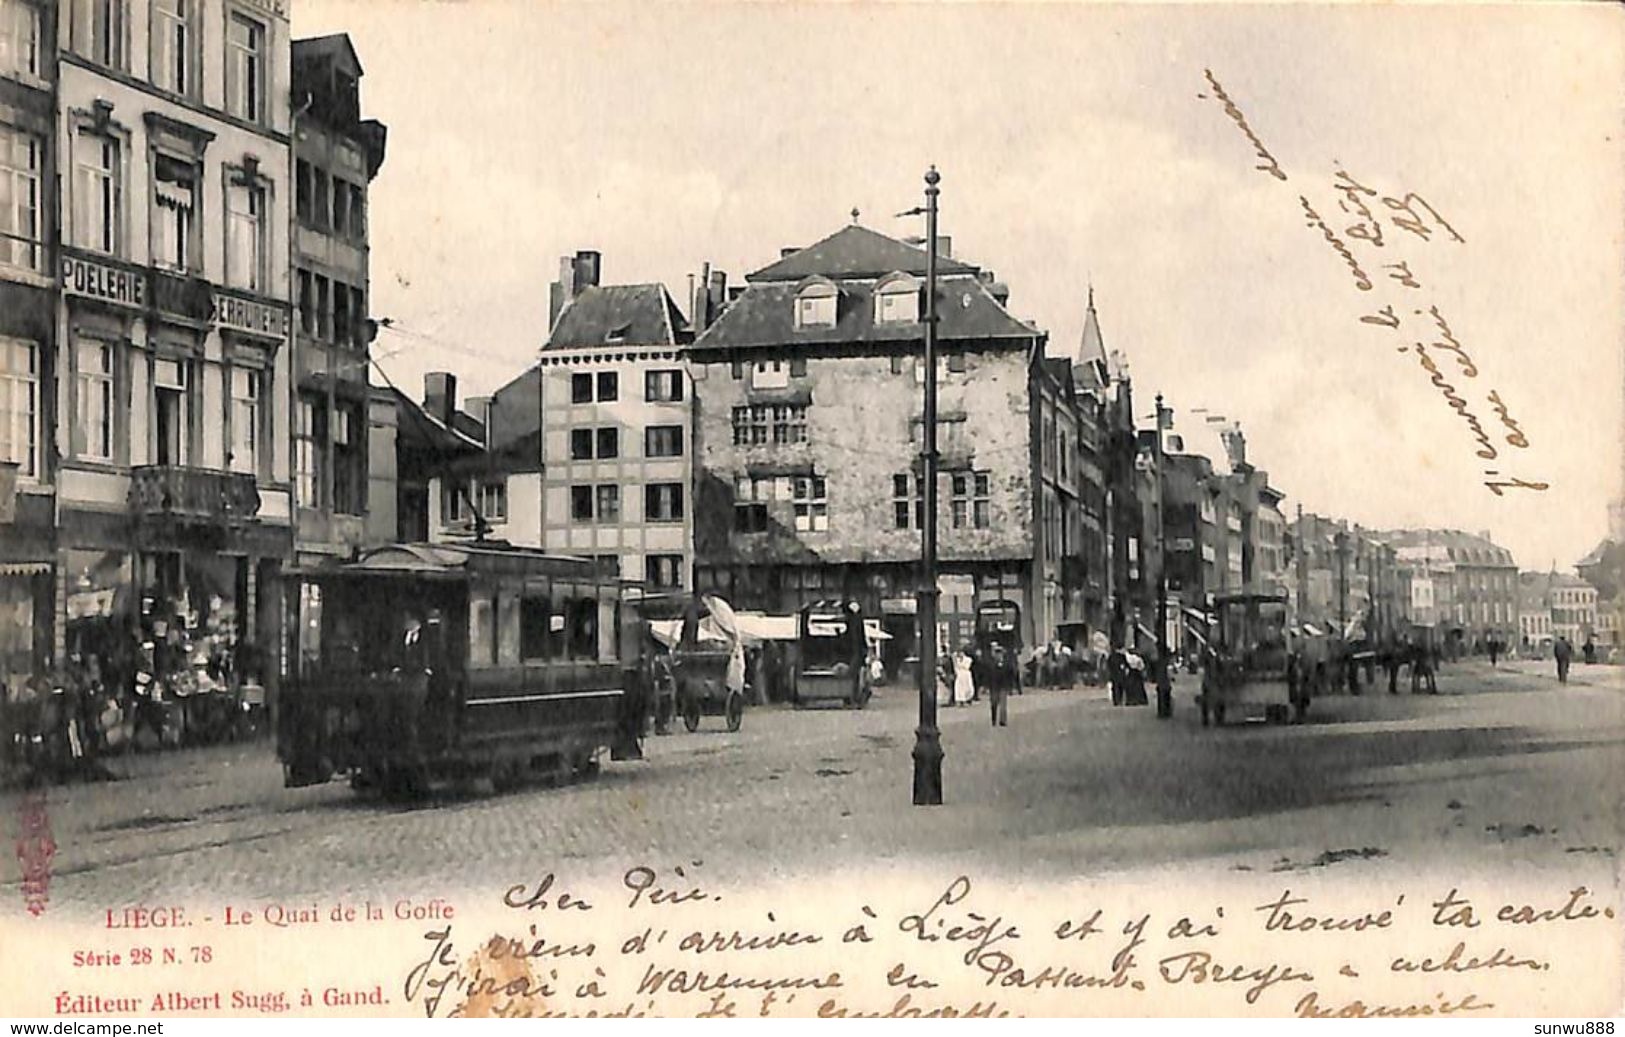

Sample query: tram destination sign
[215,293,289,338]
[62,255,146,309]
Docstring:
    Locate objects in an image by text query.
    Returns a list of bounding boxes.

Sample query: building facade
[52,0,294,686]
[0,0,59,692]
[686,222,1051,662]
[289,32,387,564]
[1386,529,1518,652]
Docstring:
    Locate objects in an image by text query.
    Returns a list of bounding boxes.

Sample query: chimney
[708,270,727,313]
[467,396,492,448]
[989,281,1010,306]
[424,371,457,427]
[573,250,602,291]
[935,235,952,260]
[548,254,574,330]
[693,262,712,334]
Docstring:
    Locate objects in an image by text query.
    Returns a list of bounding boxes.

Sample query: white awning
[156,181,194,210]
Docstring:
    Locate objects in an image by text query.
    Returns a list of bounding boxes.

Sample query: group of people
[936,642,1019,727]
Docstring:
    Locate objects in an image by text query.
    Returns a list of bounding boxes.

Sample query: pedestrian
[1410,640,1437,695]
[1488,638,1499,668]
[1384,640,1402,695]
[1582,638,1596,665]
[952,648,975,707]
[1107,645,1126,706]
[1555,636,1573,683]
[987,643,1011,727]
[1124,647,1149,706]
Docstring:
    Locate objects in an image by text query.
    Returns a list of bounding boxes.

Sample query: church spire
[1078,282,1108,370]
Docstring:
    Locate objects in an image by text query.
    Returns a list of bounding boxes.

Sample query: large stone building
[289,33,388,565]
[685,221,1067,661]
[49,0,295,685]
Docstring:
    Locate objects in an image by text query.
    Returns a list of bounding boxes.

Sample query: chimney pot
[424,371,457,427]
[574,250,602,291]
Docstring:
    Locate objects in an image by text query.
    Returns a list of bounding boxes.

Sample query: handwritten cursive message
[1199,69,1549,497]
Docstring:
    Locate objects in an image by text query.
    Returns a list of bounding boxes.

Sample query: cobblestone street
[4,661,1621,916]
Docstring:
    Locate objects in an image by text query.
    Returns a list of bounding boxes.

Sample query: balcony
[130,466,261,523]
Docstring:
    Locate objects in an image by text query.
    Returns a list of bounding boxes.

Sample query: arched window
[794,278,838,329]
[873,272,919,325]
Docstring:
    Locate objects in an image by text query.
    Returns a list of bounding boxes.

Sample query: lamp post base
[912,726,943,805]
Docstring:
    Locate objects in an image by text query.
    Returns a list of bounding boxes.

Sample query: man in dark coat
[1555,636,1573,683]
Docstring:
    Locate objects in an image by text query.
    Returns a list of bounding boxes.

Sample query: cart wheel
[725,693,744,732]
[683,698,701,733]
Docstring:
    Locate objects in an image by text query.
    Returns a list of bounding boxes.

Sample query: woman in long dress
[953,649,976,706]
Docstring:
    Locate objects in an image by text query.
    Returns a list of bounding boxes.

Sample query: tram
[791,599,871,709]
[277,543,648,797]
[1200,592,1307,726]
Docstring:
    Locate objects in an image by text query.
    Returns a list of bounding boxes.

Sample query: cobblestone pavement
[3,661,1620,914]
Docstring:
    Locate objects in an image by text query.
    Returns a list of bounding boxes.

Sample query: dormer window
[794,279,838,329]
[874,273,920,325]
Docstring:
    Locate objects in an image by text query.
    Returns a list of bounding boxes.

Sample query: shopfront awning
[0,562,50,577]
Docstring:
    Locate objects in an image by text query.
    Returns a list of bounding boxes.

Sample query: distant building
[1385,529,1518,651]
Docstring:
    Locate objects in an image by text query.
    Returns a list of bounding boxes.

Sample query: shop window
[225,10,265,123]
[647,554,683,590]
[645,424,683,458]
[72,129,121,255]
[0,123,43,273]
[644,483,683,522]
[0,0,40,81]
[645,369,683,402]
[0,336,36,478]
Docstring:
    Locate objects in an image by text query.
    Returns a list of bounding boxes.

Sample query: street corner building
[0,2,395,743]
[680,221,1099,672]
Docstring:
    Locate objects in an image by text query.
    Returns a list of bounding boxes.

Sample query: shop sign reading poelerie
[62,254,146,309]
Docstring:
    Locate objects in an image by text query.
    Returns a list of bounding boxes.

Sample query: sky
[292,0,1624,573]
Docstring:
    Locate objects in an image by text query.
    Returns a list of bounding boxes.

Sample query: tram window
[599,599,617,661]
[520,595,554,661]
[468,592,496,669]
[497,592,522,666]
[568,597,598,660]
